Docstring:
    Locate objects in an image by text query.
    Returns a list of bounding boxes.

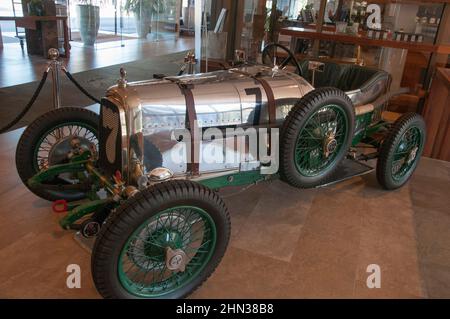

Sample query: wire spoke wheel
[377,113,426,190]
[391,127,421,180]
[280,88,354,188]
[118,206,216,298]
[32,122,99,196]
[294,104,348,177]
[16,107,100,202]
[34,123,98,171]
[92,181,230,299]
[377,112,426,190]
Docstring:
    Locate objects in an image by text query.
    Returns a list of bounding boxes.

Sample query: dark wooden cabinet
[22,0,58,56]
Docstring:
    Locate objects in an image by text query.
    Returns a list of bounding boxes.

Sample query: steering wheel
[262,43,303,76]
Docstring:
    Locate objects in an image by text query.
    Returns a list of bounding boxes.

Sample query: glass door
[126,0,180,42]
[69,0,182,47]
[153,0,181,41]
[69,0,130,47]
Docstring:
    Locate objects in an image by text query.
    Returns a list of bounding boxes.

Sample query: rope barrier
[0,49,196,134]
[0,69,50,134]
[62,68,101,104]
[0,65,102,134]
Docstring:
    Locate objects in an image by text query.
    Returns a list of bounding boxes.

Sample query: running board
[317,158,374,188]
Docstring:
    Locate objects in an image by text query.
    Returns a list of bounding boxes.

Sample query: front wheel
[15,107,99,202]
[91,180,230,299]
[376,113,426,190]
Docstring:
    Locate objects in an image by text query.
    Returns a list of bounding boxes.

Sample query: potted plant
[125,0,167,38]
[27,0,45,16]
[76,0,101,46]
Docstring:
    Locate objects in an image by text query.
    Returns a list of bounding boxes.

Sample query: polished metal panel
[103,65,314,182]
[264,71,313,121]
[191,80,242,127]
[346,75,389,106]
[149,167,174,182]
[234,77,267,125]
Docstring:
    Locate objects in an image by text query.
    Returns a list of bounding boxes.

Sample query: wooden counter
[0,16,70,58]
[280,27,450,54]
[423,68,450,161]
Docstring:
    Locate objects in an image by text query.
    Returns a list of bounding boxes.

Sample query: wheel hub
[81,220,100,238]
[165,247,188,272]
[407,146,419,165]
[129,213,190,270]
[323,134,338,158]
[48,135,96,166]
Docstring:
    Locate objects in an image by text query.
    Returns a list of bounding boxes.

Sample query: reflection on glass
[123,0,179,41]
[68,0,181,45]
[240,0,267,62]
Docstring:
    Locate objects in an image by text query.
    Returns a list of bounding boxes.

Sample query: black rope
[62,69,101,104]
[0,69,49,134]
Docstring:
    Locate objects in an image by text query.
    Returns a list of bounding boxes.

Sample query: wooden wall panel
[423,68,450,162]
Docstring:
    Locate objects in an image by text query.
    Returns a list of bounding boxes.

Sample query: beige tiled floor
[0,128,449,298]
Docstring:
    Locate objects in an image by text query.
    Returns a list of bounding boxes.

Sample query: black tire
[280,87,355,188]
[376,113,426,190]
[15,107,99,202]
[91,180,230,299]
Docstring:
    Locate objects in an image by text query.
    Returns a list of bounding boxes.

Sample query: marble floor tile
[231,180,317,262]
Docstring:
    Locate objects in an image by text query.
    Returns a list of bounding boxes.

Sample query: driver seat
[299,60,389,93]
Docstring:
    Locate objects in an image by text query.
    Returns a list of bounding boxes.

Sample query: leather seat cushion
[299,60,387,92]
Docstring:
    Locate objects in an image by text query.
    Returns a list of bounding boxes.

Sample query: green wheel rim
[33,121,98,171]
[294,104,349,177]
[390,126,422,181]
[118,206,217,298]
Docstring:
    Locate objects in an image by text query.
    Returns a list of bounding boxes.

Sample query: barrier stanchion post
[48,48,62,109]
[0,47,102,134]
[178,51,197,76]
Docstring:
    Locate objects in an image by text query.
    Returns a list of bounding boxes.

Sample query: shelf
[280,27,450,54]
[368,0,450,4]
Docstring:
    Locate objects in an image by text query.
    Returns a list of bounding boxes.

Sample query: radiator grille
[99,99,122,176]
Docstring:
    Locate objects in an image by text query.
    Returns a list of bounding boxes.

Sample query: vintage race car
[15,44,426,298]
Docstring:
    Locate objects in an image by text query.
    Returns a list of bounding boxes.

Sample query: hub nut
[407,146,419,165]
[70,137,81,148]
[165,247,188,272]
[324,137,338,158]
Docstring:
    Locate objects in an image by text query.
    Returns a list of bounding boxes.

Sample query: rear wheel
[91,180,230,299]
[15,107,99,202]
[280,88,355,188]
[376,113,426,190]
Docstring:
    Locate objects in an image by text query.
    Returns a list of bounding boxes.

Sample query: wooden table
[280,27,450,54]
[0,16,70,58]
